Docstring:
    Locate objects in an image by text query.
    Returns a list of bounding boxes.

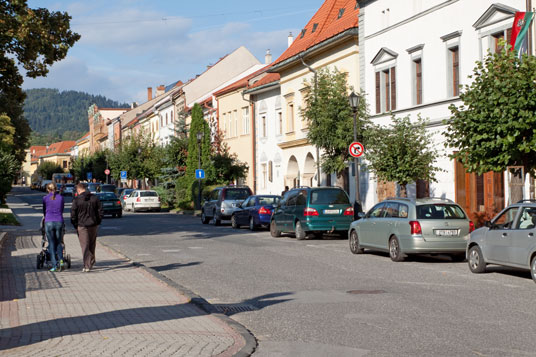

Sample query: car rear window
[416,204,466,220]
[224,188,251,200]
[140,191,158,197]
[97,193,117,200]
[310,189,350,205]
[88,184,100,191]
[100,185,116,192]
[258,197,280,205]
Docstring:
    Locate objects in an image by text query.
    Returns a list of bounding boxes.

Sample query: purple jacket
[43,192,64,223]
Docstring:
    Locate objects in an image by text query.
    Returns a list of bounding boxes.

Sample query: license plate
[435,229,459,236]
[145,199,154,202]
[323,209,340,214]
[103,202,112,207]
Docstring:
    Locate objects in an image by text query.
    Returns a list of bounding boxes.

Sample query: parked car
[124,190,161,212]
[231,195,281,231]
[62,183,75,196]
[96,192,122,218]
[40,180,52,191]
[270,187,353,240]
[201,186,253,225]
[467,201,536,282]
[100,184,116,193]
[348,197,473,262]
[119,188,134,208]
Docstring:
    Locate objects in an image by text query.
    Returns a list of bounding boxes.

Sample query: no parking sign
[349,142,364,158]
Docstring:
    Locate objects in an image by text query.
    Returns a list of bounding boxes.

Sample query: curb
[98,240,257,357]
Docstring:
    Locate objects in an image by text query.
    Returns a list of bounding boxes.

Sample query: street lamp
[349,91,362,215]
[196,132,204,210]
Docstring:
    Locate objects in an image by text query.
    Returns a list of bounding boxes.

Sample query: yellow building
[38,141,76,172]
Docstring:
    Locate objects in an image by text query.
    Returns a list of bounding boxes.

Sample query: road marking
[188,247,203,250]
[162,249,181,253]
[136,254,151,256]
[100,226,120,230]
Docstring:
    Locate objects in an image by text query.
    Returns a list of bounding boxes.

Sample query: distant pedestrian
[43,183,65,272]
[71,183,103,272]
[281,186,289,196]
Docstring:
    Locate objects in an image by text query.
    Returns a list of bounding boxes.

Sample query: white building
[358,0,527,217]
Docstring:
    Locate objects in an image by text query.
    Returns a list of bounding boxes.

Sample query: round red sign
[349,142,364,158]
[104,169,110,175]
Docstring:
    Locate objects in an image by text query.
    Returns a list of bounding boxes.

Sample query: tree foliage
[0,114,15,151]
[364,115,441,197]
[0,149,19,204]
[301,67,368,175]
[446,49,536,175]
[0,1,80,163]
[36,161,64,180]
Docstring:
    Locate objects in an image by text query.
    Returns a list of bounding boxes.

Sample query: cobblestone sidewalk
[0,229,246,356]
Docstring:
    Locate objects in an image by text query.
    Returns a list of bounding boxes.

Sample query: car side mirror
[357,212,365,219]
[484,220,492,228]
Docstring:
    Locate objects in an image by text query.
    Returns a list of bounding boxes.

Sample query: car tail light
[469,221,475,233]
[259,206,271,215]
[221,207,225,213]
[116,200,121,205]
[136,197,141,202]
[409,221,422,235]
[123,195,127,200]
[343,207,354,216]
[303,207,319,216]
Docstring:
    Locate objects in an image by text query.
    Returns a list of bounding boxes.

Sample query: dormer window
[312,23,318,33]
[300,29,306,38]
[338,8,345,19]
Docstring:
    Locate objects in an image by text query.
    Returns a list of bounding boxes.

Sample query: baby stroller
[36,218,72,269]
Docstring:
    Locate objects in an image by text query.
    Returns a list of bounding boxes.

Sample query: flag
[510,12,534,54]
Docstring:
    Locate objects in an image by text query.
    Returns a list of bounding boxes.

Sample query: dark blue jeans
[45,221,64,268]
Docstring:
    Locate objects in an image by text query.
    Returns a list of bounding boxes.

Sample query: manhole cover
[211,304,258,315]
[347,290,386,295]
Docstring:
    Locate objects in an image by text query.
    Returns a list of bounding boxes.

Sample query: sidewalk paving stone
[0,192,249,357]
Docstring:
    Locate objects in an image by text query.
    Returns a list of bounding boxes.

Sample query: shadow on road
[151,261,202,272]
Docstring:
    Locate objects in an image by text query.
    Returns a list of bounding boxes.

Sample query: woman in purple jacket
[43,183,65,272]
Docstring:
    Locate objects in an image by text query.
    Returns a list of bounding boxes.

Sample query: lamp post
[196,132,203,210]
[349,91,362,215]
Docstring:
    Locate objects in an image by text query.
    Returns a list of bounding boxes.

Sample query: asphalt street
[16,188,536,356]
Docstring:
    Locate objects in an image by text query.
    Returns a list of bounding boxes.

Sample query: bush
[153,185,174,208]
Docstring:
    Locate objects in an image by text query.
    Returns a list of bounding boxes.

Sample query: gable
[473,3,519,29]
[370,47,399,65]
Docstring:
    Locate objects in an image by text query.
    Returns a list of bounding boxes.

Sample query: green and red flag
[510,11,534,54]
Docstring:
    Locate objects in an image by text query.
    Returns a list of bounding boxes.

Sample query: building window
[413,58,422,105]
[262,163,267,189]
[234,110,238,137]
[448,46,459,97]
[166,113,168,126]
[268,161,273,182]
[242,107,250,134]
[223,113,227,138]
[262,116,267,137]
[62,160,67,169]
[287,103,294,132]
[171,111,174,122]
[375,67,396,113]
[278,112,283,135]
[492,29,512,53]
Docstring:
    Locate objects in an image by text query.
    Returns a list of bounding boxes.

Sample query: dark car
[270,187,354,240]
[63,183,75,196]
[232,195,281,231]
[96,192,122,218]
[87,183,101,194]
[100,184,116,193]
[201,186,253,225]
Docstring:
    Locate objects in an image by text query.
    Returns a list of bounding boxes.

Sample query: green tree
[0,1,80,163]
[301,67,368,185]
[445,48,536,177]
[36,161,64,180]
[364,115,441,197]
[212,142,248,184]
[0,114,15,151]
[0,149,19,204]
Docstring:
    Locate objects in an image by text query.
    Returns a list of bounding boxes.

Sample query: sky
[23,0,325,104]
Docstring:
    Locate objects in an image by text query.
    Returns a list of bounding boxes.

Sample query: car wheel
[201,211,209,224]
[231,215,240,229]
[468,245,486,273]
[117,212,122,218]
[132,204,136,213]
[389,236,405,262]
[349,230,364,254]
[270,220,282,237]
[66,254,71,269]
[295,221,306,240]
[212,211,221,226]
[249,217,257,231]
[531,255,536,283]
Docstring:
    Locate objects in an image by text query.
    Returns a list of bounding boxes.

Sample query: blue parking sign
[195,169,205,179]
[86,172,92,180]
[120,171,127,179]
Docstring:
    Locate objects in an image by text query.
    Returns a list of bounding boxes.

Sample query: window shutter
[375,72,381,113]
[390,67,396,110]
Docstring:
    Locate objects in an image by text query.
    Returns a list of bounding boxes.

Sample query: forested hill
[24,88,129,145]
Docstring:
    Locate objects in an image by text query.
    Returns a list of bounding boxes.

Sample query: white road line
[188,247,203,250]
[162,249,181,253]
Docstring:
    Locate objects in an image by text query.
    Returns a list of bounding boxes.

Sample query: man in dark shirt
[71,183,103,272]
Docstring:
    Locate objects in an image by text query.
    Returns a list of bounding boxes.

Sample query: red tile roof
[29,146,47,163]
[248,73,280,90]
[272,0,359,68]
[213,65,271,97]
[43,141,76,156]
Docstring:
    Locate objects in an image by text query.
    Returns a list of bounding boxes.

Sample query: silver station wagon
[467,201,536,283]
[349,198,474,262]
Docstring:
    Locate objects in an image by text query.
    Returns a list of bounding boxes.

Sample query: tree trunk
[400,184,408,198]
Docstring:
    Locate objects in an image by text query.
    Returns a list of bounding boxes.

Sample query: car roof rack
[423,197,455,203]
[516,199,536,204]
[385,197,414,202]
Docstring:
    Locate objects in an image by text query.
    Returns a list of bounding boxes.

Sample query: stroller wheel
[36,255,41,269]
[66,254,71,269]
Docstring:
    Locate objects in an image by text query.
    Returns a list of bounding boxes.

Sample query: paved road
[16,188,536,356]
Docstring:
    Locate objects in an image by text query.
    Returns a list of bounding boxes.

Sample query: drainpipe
[528,0,534,55]
[242,91,257,194]
[300,55,321,187]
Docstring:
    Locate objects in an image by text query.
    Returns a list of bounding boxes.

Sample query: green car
[96,192,122,218]
[348,198,474,262]
[270,187,354,240]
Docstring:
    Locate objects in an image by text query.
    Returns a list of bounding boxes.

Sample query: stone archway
[285,156,300,188]
[303,153,316,187]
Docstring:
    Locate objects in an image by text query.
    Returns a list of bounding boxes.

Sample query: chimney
[156,85,165,97]
[288,32,294,48]
[147,87,152,101]
[265,49,272,64]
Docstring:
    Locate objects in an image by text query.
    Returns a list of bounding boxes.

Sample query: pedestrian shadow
[151,262,202,272]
